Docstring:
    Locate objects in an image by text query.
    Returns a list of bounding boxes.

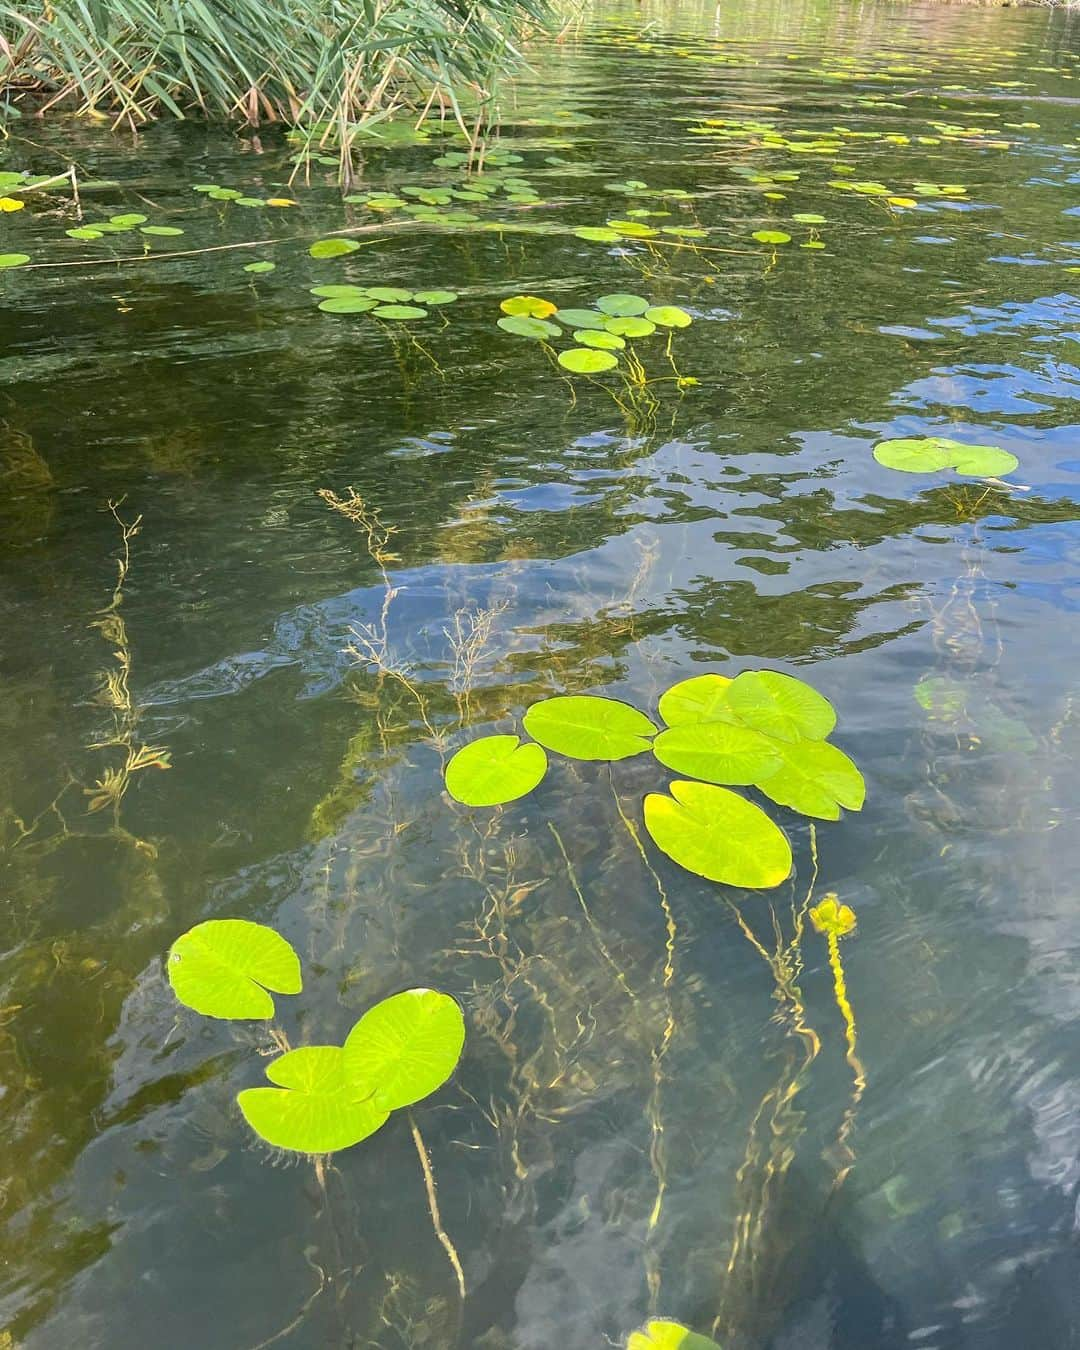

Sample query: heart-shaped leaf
[726,670,836,743]
[523,695,656,760]
[596,292,650,317]
[342,989,465,1112]
[309,238,360,259]
[644,305,692,328]
[657,673,734,726]
[653,721,783,785]
[754,738,865,820]
[499,315,561,339]
[237,1045,389,1153]
[445,734,548,806]
[643,780,792,888]
[558,347,618,373]
[167,919,302,1019]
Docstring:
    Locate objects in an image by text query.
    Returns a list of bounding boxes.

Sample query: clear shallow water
[2,1,1080,1346]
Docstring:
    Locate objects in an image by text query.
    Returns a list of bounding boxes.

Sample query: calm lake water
[3,1,1080,1346]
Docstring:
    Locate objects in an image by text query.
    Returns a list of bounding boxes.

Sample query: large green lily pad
[726,670,836,743]
[657,673,734,727]
[652,721,784,785]
[643,780,792,888]
[237,1045,389,1153]
[523,695,656,760]
[342,988,465,1112]
[167,918,302,1019]
[444,734,548,806]
[754,738,865,820]
[873,435,1018,477]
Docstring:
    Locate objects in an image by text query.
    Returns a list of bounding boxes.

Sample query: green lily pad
[604,316,656,338]
[661,226,708,238]
[319,296,379,313]
[555,308,608,330]
[140,225,184,236]
[726,670,836,742]
[244,261,276,274]
[373,304,427,320]
[608,219,661,238]
[872,436,1018,477]
[658,673,735,726]
[110,212,147,226]
[500,294,557,318]
[167,918,302,1019]
[574,226,623,243]
[0,254,30,269]
[444,734,548,806]
[66,227,103,240]
[412,290,458,304]
[342,988,465,1112]
[309,238,361,259]
[237,1045,390,1153]
[653,721,783,785]
[365,286,413,302]
[575,329,625,350]
[643,780,793,888]
[793,212,827,223]
[754,738,865,820]
[310,284,368,298]
[596,293,650,317]
[644,305,692,328]
[523,694,655,760]
[558,347,619,373]
[752,230,791,244]
[628,1319,723,1350]
[499,315,561,339]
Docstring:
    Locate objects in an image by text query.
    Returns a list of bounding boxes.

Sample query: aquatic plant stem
[409,1111,466,1302]
[825,928,865,1188]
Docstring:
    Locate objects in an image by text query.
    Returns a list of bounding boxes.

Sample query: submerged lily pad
[872,436,1018,477]
[652,721,783,785]
[342,988,465,1112]
[643,780,792,888]
[558,347,618,373]
[444,734,548,806]
[523,695,655,760]
[658,673,734,726]
[237,1045,389,1153]
[167,918,302,1019]
[373,304,427,320]
[726,670,836,743]
[499,314,561,339]
[596,293,650,317]
[754,738,865,820]
[628,1320,722,1350]
[752,229,791,244]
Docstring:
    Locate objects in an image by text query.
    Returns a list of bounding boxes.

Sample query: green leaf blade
[167,918,302,1020]
[523,695,656,760]
[643,781,793,888]
[342,989,465,1112]
[444,734,548,807]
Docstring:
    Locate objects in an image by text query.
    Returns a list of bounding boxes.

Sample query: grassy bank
[0,0,556,145]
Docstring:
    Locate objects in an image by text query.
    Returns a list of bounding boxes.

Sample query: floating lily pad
[658,673,734,726]
[167,918,302,1019]
[140,225,184,236]
[608,219,660,238]
[574,329,625,350]
[523,694,655,760]
[499,314,561,339]
[644,305,692,328]
[555,308,608,329]
[444,734,548,806]
[319,296,379,313]
[557,347,619,373]
[412,290,458,304]
[237,1045,390,1153]
[574,226,623,243]
[310,284,368,298]
[0,254,31,269]
[872,436,1018,477]
[792,212,826,223]
[596,293,650,317]
[754,738,865,820]
[752,229,792,244]
[644,780,792,888]
[110,212,147,226]
[244,261,276,273]
[309,238,361,259]
[653,721,783,785]
[726,670,836,742]
[366,286,413,302]
[342,988,465,1112]
[66,227,103,240]
[373,304,427,320]
[604,316,656,338]
[500,294,557,318]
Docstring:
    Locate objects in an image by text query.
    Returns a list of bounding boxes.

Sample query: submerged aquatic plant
[444,670,865,890]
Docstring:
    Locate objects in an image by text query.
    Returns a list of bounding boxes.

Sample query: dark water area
[2,0,1080,1345]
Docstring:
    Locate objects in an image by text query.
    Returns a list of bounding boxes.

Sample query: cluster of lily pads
[194,183,297,208]
[444,670,865,890]
[873,434,1018,478]
[167,918,464,1153]
[65,212,184,241]
[495,292,692,375]
[309,278,459,320]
